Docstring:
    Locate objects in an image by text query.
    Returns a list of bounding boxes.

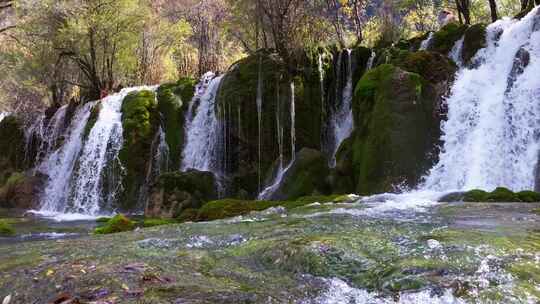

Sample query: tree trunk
[488,0,498,22]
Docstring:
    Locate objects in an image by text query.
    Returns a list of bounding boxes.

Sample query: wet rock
[462,24,487,67]
[506,47,530,92]
[268,148,331,200]
[119,90,159,210]
[0,116,25,186]
[337,64,443,194]
[147,170,218,218]
[156,78,195,169]
[0,172,44,209]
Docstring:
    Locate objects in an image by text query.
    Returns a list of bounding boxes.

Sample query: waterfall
[258,81,296,200]
[423,9,540,192]
[318,53,326,115]
[181,72,225,175]
[38,102,95,213]
[37,86,155,217]
[256,57,264,192]
[419,32,434,50]
[26,105,69,166]
[328,49,354,167]
[0,112,8,122]
[139,126,169,207]
[367,50,376,70]
[449,37,465,67]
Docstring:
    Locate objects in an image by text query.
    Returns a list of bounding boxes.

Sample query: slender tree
[488,0,498,22]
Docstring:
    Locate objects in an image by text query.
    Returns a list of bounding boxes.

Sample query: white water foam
[181,72,224,174]
[38,86,156,218]
[309,277,464,304]
[424,9,540,192]
[329,49,354,167]
[419,32,435,51]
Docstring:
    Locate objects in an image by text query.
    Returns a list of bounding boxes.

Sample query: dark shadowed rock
[146,170,217,218]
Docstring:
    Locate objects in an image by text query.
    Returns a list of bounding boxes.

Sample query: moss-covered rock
[441,188,540,202]
[430,23,467,54]
[0,172,44,209]
[268,148,331,200]
[94,214,135,234]
[0,116,25,186]
[83,103,101,139]
[119,90,158,210]
[461,24,487,66]
[142,218,177,228]
[336,64,442,194]
[156,77,195,169]
[0,219,15,236]
[196,194,349,222]
[146,170,218,218]
[390,51,457,85]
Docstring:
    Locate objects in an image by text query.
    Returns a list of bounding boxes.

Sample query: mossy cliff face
[157,77,195,169]
[216,49,333,198]
[119,90,159,210]
[0,116,26,187]
[336,64,442,194]
[147,170,217,218]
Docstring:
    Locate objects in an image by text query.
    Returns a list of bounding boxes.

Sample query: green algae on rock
[119,90,159,210]
[94,214,135,234]
[336,64,441,194]
[439,187,540,202]
[0,220,15,236]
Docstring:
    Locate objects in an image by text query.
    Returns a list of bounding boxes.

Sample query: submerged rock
[147,170,218,218]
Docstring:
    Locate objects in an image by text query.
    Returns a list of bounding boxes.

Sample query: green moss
[486,187,520,202]
[94,214,135,234]
[95,217,111,223]
[196,196,350,222]
[517,190,540,202]
[118,90,158,209]
[0,219,15,236]
[463,189,489,202]
[431,23,467,54]
[83,104,100,139]
[348,64,438,194]
[461,24,486,65]
[462,188,540,202]
[0,116,25,185]
[532,208,540,215]
[157,78,195,168]
[390,51,457,84]
[142,218,177,228]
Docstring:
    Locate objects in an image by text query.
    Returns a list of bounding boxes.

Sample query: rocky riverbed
[1,199,539,303]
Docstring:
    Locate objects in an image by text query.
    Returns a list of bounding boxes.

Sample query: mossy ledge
[0,219,15,236]
[184,194,357,222]
[439,187,540,202]
[94,214,135,234]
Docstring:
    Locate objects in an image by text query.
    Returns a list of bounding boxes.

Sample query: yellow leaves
[46,269,54,276]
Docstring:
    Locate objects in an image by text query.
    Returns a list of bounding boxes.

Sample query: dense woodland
[0,0,530,114]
